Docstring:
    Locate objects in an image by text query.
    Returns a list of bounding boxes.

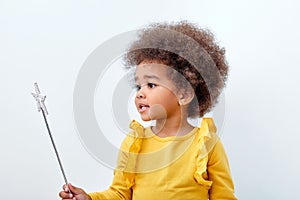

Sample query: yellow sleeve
[207,139,237,200]
[88,135,134,200]
[88,170,132,200]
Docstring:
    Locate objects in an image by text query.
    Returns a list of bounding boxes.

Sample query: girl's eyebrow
[135,75,160,81]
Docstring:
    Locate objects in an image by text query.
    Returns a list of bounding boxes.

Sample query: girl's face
[134,61,181,121]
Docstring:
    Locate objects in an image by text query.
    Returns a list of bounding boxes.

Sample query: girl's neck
[152,116,194,138]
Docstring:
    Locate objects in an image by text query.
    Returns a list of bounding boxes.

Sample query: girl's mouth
[138,104,150,113]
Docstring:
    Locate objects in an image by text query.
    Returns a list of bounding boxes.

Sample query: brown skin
[59,183,91,200]
[135,61,194,137]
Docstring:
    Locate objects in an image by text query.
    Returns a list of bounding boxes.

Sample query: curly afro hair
[123,21,228,118]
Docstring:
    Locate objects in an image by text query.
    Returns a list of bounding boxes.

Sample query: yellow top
[89,118,237,200]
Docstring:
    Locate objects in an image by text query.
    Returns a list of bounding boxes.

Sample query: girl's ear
[178,88,195,106]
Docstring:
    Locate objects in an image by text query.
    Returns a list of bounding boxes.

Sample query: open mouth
[138,104,150,113]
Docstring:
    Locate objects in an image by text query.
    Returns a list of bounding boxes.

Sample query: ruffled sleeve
[122,120,145,188]
[194,117,218,188]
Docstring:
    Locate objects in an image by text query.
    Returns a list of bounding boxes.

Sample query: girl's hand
[59,183,91,200]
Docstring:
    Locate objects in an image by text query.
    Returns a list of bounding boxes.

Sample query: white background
[1,0,300,199]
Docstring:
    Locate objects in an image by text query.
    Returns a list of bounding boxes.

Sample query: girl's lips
[138,104,150,113]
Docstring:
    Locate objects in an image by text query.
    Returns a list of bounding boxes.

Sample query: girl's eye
[135,85,141,91]
[147,83,157,89]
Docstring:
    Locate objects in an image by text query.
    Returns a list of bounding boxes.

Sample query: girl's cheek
[149,104,167,119]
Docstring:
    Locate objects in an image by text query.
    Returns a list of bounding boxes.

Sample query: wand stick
[31,82,71,193]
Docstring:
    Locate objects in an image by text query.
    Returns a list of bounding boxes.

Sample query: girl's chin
[140,114,152,121]
[140,113,166,122]
[139,112,156,121]
[141,118,152,122]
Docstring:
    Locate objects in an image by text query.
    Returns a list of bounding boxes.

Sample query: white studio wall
[1,0,300,199]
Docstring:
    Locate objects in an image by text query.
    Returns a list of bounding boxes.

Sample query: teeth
[141,106,146,111]
[139,105,149,111]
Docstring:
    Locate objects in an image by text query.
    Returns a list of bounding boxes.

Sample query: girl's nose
[136,90,145,99]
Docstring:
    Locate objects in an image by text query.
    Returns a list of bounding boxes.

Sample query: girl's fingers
[59,190,73,199]
[68,183,82,195]
[59,191,73,199]
[60,183,87,200]
[63,184,70,192]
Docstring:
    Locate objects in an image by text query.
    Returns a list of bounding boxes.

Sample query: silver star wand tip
[31,82,48,115]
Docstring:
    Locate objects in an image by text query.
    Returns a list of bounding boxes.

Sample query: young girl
[59,21,237,200]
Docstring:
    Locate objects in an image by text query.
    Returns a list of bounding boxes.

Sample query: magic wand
[31,82,71,193]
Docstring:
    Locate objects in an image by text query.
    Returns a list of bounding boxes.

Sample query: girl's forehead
[135,62,169,78]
